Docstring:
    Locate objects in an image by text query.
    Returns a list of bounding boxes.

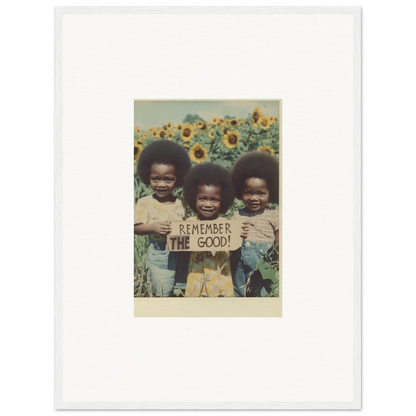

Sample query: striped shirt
[231,207,279,243]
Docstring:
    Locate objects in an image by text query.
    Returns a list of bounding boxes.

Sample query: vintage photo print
[134,100,280,302]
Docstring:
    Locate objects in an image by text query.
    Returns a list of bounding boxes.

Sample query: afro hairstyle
[231,151,279,203]
[183,162,235,214]
[136,140,191,187]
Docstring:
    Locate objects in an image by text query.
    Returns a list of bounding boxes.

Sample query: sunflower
[199,121,209,132]
[228,118,239,128]
[257,145,275,155]
[212,117,218,124]
[189,143,208,163]
[184,143,190,148]
[251,106,263,125]
[176,124,183,131]
[181,123,195,142]
[208,130,215,140]
[158,129,167,139]
[223,130,240,149]
[149,127,154,132]
[167,131,174,140]
[142,132,149,140]
[134,127,140,134]
[268,116,275,124]
[258,116,271,130]
[134,143,143,163]
[151,130,158,138]
[166,122,173,129]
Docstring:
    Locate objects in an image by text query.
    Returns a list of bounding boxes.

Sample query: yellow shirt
[185,216,234,297]
[134,195,186,241]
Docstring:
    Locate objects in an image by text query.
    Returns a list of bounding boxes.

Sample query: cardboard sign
[166,219,244,252]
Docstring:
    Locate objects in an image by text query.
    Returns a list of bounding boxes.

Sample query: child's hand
[152,221,172,235]
[240,221,249,239]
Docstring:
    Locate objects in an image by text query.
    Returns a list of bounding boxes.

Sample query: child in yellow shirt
[182,163,238,297]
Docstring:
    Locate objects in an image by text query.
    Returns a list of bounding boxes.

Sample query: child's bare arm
[274,230,279,248]
[134,221,172,236]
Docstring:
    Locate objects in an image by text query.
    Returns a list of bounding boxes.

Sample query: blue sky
[134,100,279,130]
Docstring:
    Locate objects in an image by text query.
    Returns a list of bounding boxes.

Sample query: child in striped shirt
[231,152,279,297]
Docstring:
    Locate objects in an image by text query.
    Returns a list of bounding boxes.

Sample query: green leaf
[173,288,184,297]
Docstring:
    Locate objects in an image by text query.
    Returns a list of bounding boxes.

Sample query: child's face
[150,163,176,200]
[196,184,221,220]
[242,178,269,212]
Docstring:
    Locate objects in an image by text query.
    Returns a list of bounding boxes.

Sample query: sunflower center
[134,147,138,155]
[228,134,237,144]
[160,131,166,137]
[183,128,191,137]
[253,112,260,122]
[231,120,237,126]
[262,119,268,126]
[194,148,204,158]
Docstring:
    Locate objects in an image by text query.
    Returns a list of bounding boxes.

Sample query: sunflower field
[134,107,279,297]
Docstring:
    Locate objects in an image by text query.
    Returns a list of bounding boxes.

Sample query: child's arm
[231,211,249,240]
[241,221,249,239]
[274,230,279,249]
[134,221,172,236]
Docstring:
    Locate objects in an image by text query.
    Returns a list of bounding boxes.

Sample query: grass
[134,234,151,297]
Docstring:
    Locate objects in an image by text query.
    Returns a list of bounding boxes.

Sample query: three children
[135,140,279,297]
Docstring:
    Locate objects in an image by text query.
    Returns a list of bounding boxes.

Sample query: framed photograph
[55,7,361,409]
[133,100,282,317]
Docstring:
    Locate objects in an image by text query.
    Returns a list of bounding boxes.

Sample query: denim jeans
[146,240,177,297]
[232,240,273,297]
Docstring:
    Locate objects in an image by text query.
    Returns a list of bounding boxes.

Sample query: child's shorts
[232,240,273,297]
[146,239,177,297]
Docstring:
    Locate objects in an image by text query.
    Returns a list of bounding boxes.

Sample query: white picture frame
[55,7,361,409]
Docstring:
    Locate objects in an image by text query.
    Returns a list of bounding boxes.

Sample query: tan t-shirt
[134,195,186,241]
